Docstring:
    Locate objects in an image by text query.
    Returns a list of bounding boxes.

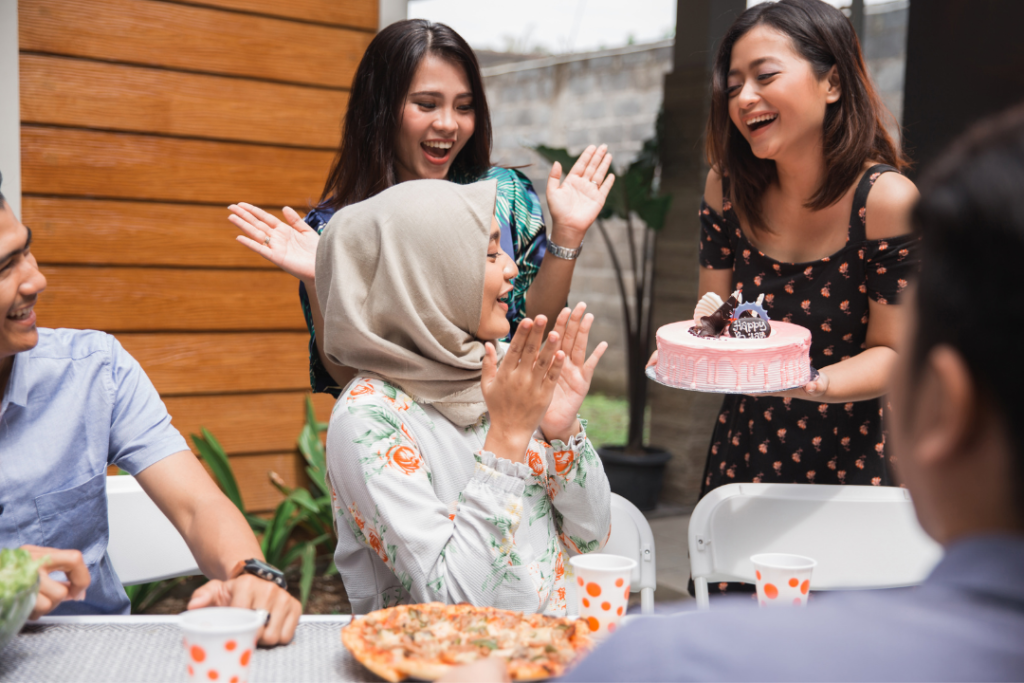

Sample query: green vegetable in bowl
[0,548,44,601]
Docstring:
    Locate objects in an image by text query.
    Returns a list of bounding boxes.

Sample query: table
[0,615,383,682]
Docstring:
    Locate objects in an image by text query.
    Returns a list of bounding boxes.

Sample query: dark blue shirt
[564,535,1024,682]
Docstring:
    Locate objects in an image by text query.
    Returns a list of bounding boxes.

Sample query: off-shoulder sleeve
[698,200,735,270]
[861,234,920,305]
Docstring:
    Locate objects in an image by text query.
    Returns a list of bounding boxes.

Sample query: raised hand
[540,304,607,443]
[481,316,566,464]
[545,144,615,244]
[229,203,319,283]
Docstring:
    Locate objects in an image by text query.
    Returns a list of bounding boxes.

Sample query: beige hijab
[315,178,501,426]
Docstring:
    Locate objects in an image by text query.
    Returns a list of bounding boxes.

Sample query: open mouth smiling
[745,112,778,132]
[7,303,34,322]
[422,140,454,159]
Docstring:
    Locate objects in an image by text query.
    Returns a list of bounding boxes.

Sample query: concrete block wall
[481,41,674,397]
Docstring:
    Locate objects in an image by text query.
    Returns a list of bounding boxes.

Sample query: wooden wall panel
[25,198,276,269]
[182,0,377,30]
[22,0,376,513]
[166,392,334,455]
[37,267,307,332]
[116,332,311,395]
[19,0,372,88]
[205,452,308,513]
[20,55,346,149]
[22,127,334,207]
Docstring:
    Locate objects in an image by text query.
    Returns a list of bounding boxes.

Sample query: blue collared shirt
[0,328,189,615]
[563,534,1024,682]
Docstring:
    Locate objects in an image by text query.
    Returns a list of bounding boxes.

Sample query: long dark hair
[706,0,908,233]
[319,20,493,211]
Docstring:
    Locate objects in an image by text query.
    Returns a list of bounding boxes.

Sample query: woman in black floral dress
[686,0,920,519]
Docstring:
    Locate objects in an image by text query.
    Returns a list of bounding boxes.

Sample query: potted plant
[533,113,673,511]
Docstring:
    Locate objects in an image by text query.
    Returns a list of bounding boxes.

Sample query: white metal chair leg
[640,586,654,614]
[695,577,710,610]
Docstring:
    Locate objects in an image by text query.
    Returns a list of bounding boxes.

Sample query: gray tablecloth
[0,617,383,683]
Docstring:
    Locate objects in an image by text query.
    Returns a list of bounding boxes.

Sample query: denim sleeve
[106,336,190,475]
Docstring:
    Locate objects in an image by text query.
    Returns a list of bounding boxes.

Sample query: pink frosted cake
[652,291,812,393]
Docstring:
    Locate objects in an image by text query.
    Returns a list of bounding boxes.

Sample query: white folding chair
[106,475,201,585]
[688,483,942,609]
[597,493,657,614]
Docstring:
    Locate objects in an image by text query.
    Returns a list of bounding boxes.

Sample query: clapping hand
[481,316,566,464]
[546,145,615,243]
[229,203,319,283]
[540,304,607,443]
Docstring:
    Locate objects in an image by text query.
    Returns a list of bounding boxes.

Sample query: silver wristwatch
[547,240,583,260]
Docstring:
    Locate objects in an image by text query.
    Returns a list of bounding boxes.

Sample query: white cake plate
[645,365,819,395]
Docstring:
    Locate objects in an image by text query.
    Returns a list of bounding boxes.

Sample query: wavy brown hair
[318,20,492,211]
[706,0,908,233]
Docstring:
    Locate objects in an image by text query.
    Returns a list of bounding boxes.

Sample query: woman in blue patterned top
[229,20,615,396]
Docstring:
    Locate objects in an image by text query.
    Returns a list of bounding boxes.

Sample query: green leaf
[262,499,298,565]
[287,487,321,516]
[471,638,499,651]
[192,429,244,512]
[299,543,317,611]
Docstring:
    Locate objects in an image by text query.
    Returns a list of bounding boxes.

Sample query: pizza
[341,603,593,681]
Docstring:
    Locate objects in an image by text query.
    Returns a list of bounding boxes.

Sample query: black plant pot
[597,446,673,512]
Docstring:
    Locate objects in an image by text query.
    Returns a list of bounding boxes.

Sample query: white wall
[0,0,20,217]
[379,0,408,29]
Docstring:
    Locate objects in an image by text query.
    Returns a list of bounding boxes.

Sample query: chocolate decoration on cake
[696,293,740,337]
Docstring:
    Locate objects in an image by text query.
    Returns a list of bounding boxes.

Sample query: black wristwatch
[232,558,287,591]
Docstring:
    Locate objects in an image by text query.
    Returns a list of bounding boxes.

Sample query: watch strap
[233,558,288,591]
[547,240,583,260]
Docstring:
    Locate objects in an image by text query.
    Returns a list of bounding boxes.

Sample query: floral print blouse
[301,167,548,397]
[325,376,612,616]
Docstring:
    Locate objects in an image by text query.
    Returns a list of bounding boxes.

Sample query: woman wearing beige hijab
[314,178,611,615]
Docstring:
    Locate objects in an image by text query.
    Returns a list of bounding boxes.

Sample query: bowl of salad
[0,548,42,651]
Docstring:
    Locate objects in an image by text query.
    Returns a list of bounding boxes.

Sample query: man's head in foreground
[890,104,1024,543]
[0,171,46,362]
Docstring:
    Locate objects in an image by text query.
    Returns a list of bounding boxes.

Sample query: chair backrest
[106,475,200,585]
[689,483,942,594]
[597,493,657,613]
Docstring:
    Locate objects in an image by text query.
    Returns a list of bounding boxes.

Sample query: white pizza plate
[645,365,819,395]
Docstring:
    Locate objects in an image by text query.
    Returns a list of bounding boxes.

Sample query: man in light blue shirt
[0,172,301,645]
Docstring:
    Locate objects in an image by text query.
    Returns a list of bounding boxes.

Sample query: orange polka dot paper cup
[180,607,267,683]
[750,553,816,607]
[569,554,636,641]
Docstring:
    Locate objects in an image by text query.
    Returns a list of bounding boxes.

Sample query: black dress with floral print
[697,165,919,498]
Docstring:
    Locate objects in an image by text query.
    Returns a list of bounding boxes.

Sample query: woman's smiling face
[477,216,517,341]
[394,54,476,183]
[726,25,840,162]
